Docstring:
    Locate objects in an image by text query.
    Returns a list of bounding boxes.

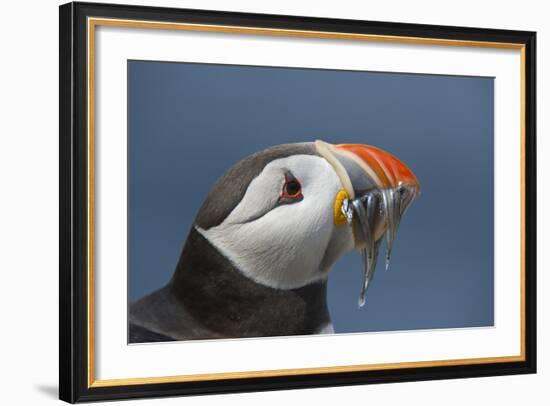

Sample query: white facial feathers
[197,155,354,289]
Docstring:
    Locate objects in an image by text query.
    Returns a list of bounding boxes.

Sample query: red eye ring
[281,176,302,199]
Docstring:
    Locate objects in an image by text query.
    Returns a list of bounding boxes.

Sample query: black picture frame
[59,1,537,403]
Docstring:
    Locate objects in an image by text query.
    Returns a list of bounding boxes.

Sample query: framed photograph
[59,1,536,403]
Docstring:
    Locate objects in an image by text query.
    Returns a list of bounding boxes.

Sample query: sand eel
[129,141,420,343]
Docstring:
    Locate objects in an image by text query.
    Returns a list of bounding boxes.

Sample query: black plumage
[129,229,330,343]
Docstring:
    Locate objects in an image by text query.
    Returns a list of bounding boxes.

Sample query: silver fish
[342,184,419,307]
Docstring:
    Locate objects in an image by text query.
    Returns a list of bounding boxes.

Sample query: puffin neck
[168,228,331,338]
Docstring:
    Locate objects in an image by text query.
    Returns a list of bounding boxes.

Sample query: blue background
[128,60,494,333]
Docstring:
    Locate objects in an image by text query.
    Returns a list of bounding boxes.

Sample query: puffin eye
[281,176,302,200]
[284,180,301,197]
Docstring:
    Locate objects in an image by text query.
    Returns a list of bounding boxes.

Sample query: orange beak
[315,140,420,199]
[315,140,421,242]
[334,143,420,193]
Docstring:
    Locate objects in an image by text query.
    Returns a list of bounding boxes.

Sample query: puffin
[129,140,420,343]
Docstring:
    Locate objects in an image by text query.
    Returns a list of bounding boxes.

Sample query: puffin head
[195,141,420,297]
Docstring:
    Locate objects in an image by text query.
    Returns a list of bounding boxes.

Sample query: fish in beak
[315,140,421,306]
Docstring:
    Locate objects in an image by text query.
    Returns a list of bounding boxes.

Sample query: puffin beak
[315,140,421,306]
[315,140,421,229]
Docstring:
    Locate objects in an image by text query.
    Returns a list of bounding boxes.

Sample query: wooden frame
[59,1,537,402]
